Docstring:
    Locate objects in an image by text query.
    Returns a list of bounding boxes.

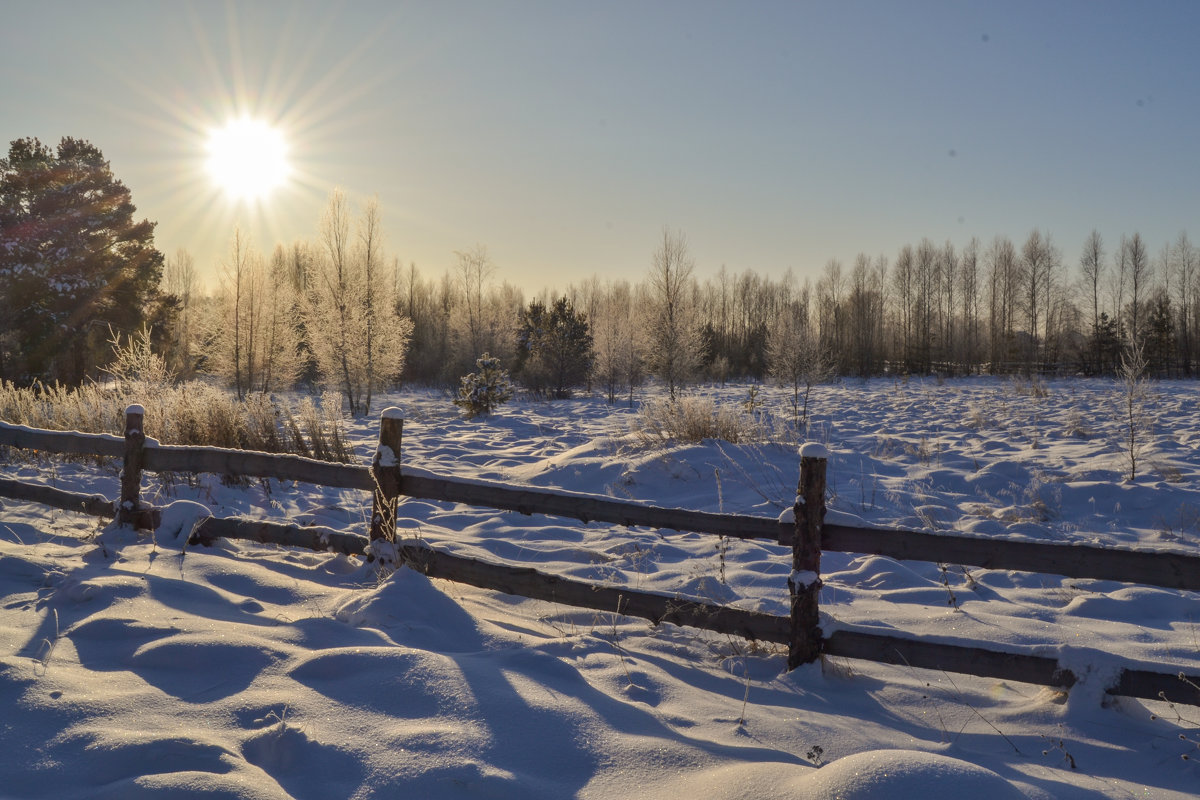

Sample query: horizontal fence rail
[0,422,125,458]
[2,409,1200,708]
[5,419,1198,592]
[821,524,1200,592]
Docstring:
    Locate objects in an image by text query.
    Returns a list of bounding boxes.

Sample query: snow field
[1,377,1198,798]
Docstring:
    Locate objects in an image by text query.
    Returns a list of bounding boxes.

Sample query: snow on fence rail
[1,406,1199,707]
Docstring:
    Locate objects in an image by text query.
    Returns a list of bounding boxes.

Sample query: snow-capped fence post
[368,407,404,562]
[118,404,147,528]
[788,443,827,669]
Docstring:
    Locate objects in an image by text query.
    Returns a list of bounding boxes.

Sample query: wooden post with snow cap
[369,407,404,556]
[788,442,827,669]
[118,404,147,528]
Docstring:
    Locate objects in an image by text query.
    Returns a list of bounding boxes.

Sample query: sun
[205,117,290,200]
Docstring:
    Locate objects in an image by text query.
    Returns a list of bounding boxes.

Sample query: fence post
[118,404,146,528]
[369,407,404,558]
[788,442,827,669]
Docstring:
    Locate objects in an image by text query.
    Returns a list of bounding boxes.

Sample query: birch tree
[644,228,705,400]
[1079,230,1106,373]
[304,190,413,416]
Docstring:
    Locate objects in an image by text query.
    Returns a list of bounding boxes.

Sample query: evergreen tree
[1090,312,1124,375]
[1144,294,1176,376]
[0,137,164,384]
[515,296,594,398]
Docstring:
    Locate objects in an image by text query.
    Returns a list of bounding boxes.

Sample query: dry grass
[0,380,351,462]
[632,395,758,445]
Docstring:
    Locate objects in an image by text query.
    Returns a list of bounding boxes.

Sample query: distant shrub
[453,354,513,419]
[1008,375,1049,398]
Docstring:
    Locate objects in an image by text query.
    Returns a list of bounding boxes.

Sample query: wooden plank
[131,436,790,541]
[824,629,1076,689]
[0,477,115,519]
[191,513,790,643]
[192,516,368,556]
[823,523,1200,592]
[399,470,785,542]
[0,421,125,458]
[1110,667,1200,705]
[398,541,792,644]
[144,444,373,490]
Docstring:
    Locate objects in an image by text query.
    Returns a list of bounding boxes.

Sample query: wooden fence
[2,405,1199,707]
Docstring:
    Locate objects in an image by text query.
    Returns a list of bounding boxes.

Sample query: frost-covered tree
[1124,232,1151,345]
[592,281,642,404]
[203,230,303,398]
[1079,230,1106,374]
[1169,232,1197,374]
[644,227,705,400]
[453,353,513,419]
[1020,228,1060,371]
[0,137,164,384]
[767,300,832,423]
[447,245,521,377]
[304,190,413,416]
[1116,340,1152,482]
[162,248,198,380]
[455,244,494,363]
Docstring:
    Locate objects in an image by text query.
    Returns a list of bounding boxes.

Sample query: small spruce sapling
[453,354,514,419]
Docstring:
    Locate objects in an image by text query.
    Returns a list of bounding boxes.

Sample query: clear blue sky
[3,1,1199,289]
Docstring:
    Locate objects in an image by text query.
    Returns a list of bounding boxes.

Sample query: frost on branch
[453,354,514,419]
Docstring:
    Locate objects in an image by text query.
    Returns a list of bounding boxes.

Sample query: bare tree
[644,227,705,400]
[359,196,384,413]
[913,239,937,372]
[892,244,915,371]
[1170,232,1197,374]
[1079,230,1106,373]
[454,244,495,365]
[985,236,1018,371]
[938,241,957,371]
[203,230,302,396]
[162,247,197,379]
[593,280,641,404]
[1125,232,1151,344]
[768,296,831,423]
[816,259,844,372]
[1116,340,1151,482]
[1020,229,1059,373]
[218,229,255,399]
[958,238,980,372]
[305,190,413,415]
[256,246,304,394]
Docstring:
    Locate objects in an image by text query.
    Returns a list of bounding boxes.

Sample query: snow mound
[797,749,1028,799]
[157,499,212,542]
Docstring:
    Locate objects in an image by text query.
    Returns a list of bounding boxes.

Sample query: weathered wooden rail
[2,407,1199,707]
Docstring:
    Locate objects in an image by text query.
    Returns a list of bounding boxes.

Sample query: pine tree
[0,137,164,384]
[515,296,594,398]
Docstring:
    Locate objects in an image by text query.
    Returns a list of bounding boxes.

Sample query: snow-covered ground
[1,377,1198,799]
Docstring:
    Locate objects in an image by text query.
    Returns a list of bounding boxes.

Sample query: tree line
[5,138,1200,418]
[389,226,1200,390]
